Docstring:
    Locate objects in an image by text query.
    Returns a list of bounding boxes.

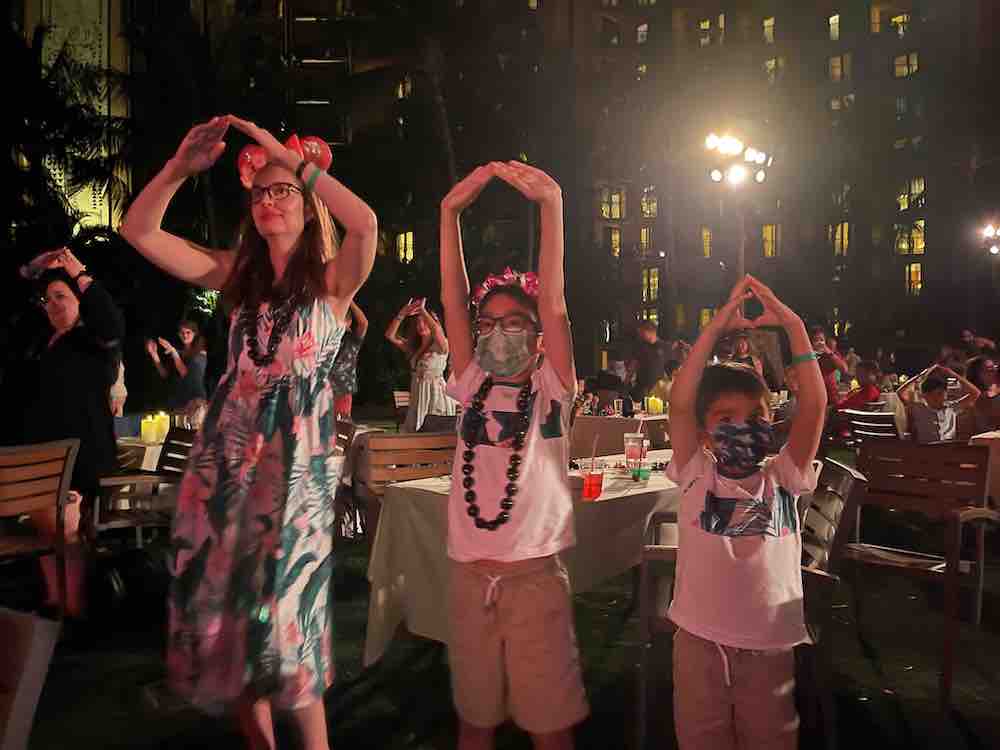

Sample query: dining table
[569,414,669,459]
[363,448,678,666]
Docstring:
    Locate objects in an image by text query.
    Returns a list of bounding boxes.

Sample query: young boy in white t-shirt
[439,161,587,749]
[666,275,828,750]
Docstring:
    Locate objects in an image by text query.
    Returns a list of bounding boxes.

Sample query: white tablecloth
[363,449,678,666]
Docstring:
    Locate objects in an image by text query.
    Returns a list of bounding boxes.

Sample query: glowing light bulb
[726,164,748,185]
[991,245,999,256]
[710,168,724,182]
[755,169,767,183]
[706,133,719,150]
[985,225,997,239]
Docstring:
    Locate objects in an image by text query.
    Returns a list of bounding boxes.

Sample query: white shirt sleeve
[447,359,486,405]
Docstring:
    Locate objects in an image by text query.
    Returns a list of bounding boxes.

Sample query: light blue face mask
[475,328,536,378]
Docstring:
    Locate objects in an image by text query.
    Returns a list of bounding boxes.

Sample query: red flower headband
[236,134,333,189]
[472,267,540,305]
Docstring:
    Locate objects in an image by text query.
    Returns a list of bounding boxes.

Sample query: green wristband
[304,164,322,192]
[790,352,819,365]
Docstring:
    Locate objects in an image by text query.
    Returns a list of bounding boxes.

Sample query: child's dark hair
[35,268,80,300]
[477,286,541,328]
[695,362,770,428]
[921,375,947,394]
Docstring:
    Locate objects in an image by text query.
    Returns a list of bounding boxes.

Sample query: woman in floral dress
[120,115,377,749]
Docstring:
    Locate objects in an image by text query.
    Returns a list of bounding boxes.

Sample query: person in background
[627,321,669,401]
[2,248,125,619]
[775,362,800,423]
[146,319,208,422]
[966,355,1000,433]
[330,300,368,420]
[811,327,848,404]
[898,365,980,443]
[666,274,826,750]
[440,162,587,749]
[728,332,764,377]
[837,360,882,410]
[960,329,996,359]
[844,346,861,378]
[386,297,458,432]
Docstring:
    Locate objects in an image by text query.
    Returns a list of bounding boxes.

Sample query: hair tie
[236,134,332,189]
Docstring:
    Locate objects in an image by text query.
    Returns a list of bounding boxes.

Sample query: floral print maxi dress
[167,297,345,712]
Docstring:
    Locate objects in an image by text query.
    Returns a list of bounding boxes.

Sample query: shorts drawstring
[484,575,503,609]
[715,642,733,688]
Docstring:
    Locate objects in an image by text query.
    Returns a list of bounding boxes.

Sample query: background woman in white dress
[386,297,457,431]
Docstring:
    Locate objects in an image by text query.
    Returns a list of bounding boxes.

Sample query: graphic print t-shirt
[446,359,575,563]
[665,447,818,650]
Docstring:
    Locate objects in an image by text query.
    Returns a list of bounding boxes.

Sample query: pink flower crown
[236,133,333,189]
[472,267,540,306]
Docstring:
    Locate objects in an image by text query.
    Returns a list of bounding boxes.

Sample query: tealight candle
[140,415,157,443]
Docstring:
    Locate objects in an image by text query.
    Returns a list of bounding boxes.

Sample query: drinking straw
[590,434,599,473]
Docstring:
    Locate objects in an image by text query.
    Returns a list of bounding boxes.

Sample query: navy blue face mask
[710,418,775,479]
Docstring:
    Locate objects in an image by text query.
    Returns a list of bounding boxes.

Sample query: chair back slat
[155,427,197,478]
[393,391,411,408]
[357,432,456,496]
[0,440,78,521]
[840,409,899,440]
[801,458,866,574]
[858,441,989,518]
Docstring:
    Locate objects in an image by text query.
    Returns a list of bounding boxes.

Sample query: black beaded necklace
[461,376,533,531]
[241,293,304,368]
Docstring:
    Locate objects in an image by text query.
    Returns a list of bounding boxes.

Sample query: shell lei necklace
[242,293,304,368]
[461,376,533,531]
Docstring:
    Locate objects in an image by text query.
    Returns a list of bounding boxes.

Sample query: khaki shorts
[447,554,589,733]
[673,628,799,750]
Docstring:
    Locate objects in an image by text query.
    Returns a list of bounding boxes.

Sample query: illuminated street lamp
[705,131,774,279]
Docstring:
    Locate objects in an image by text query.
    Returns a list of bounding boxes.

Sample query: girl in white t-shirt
[667,275,828,750]
[439,161,587,749]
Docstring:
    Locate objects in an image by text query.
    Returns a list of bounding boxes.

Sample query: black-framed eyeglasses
[250,182,303,205]
[476,313,537,336]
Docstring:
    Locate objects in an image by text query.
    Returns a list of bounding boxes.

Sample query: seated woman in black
[3,249,124,617]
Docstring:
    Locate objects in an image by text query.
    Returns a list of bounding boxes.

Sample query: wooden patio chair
[941,506,1000,706]
[0,439,79,621]
[92,427,197,550]
[354,432,456,545]
[392,390,410,430]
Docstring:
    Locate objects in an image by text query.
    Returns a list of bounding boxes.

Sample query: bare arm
[420,307,449,355]
[940,366,981,410]
[119,118,235,288]
[495,161,575,392]
[146,340,169,380]
[896,365,933,403]
[386,301,417,355]
[440,166,495,380]
[349,300,369,339]
[668,279,752,470]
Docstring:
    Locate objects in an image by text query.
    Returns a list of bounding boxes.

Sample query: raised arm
[146,339,169,380]
[494,161,576,391]
[349,300,369,339]
[119,117,235,288]
[896,365,933,403]
[419,304,449,355]
[385,300,416,355]
[227,116,377,311]
[746,276,826,474]
[440,165,496,379]
[940,365,982,410]
[668,278,753,470]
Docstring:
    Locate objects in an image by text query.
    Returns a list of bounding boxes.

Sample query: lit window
[636,63,648,80]
[396,230,414,263]
[762,223,781,258]
[675,303,686,330]
[396,74,413,99]
[637,23,649,45]
[641,185,658,217]
[640,226,653,253]
[829,14,840,41]
[699,18,712,47]
[637,0,656,6]
[718,13,726,43]
[699,308,715,329]
[891,13,910,38]
[833,183,850,209]
[895,220,926,255]
[701,226,712,258]
[600,187,625,219]
[870,6,881,33]
[894,52,918,78]
[905,262,922,295]
[829,53,851,82]
[913,219,925,254]
[763,17,775,44]
[829,221,850,255]
[764,56,785,85]
[897,176,925,211]
[895,95,908,118]
[641,308,659,325]
[893,137,909,150]
[608,227,621,257]
[641,268,659,302]
[528,0,538,9]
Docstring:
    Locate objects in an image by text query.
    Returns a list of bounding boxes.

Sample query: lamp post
[705,133,772,281]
